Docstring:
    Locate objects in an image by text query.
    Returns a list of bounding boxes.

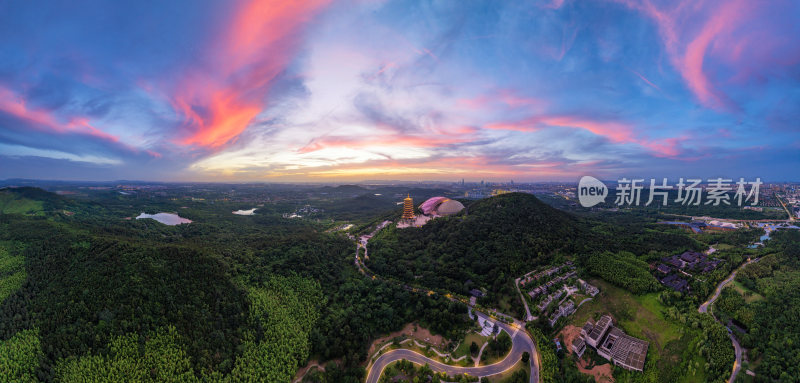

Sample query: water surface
[136,212,192,225]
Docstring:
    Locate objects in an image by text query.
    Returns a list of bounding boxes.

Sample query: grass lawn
[569,279,707,382]
[731,280,764,303]
[480,330,512,366]
[453,332,489,359]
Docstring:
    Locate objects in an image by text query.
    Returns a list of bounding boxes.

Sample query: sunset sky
[1,0,799,182]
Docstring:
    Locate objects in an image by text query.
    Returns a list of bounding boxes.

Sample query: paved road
[776,195,795,221]
[357,221,538,383]
[698,257,760,382]
[514,277,535,321]
[366,311,538,383]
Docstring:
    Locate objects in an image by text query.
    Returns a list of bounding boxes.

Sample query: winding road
[698,256,760,383]
[356,222,539,383]
[366,311,538,383]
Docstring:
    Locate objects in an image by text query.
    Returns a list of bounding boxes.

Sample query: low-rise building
[548,300,576,327]
[578,279,599,296]
[585,315,613,348]
[572,337,586,358]
[575,315,649,372]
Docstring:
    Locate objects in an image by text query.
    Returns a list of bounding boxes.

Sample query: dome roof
[436,199,465,216]
[419,196,464,216]
[419,196,448,215]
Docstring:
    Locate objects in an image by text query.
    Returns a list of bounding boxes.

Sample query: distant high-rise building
[401,194,415,220]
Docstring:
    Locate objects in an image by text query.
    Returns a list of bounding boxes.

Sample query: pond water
[755,222,800,242]
[135,212,192,225]
[232,208,257,216]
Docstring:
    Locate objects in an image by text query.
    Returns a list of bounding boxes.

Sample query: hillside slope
[367,193,586,297]
[367,192,700,305]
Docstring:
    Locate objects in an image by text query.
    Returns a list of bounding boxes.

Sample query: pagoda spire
[402,194,415,220]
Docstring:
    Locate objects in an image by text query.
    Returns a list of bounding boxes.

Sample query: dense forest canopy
[0,185,788,382]
[367,193,701,306]
[0,187,470,382]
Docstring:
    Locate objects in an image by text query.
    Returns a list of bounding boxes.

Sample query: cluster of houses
[519,261,574,288]
[546,279,599,327]
[528,269,577,300]
[537,288,565,312]
[572,315,648,372]
[654,250,723,293]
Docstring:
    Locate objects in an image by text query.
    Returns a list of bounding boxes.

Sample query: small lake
[136,212,192,225]
[755,222,800,242]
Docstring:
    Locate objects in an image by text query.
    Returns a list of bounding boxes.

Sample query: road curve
[366,311,538,383]
[698,257,760,382]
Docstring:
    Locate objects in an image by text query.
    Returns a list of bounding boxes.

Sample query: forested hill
[0,187,473,382]
[0,187,69,215]
[367,193,587,297]
[367,192,701,305]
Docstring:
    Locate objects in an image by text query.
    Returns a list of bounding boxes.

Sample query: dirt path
[293,360,326,383]
[578,358,614,383]
[559,325,581,355]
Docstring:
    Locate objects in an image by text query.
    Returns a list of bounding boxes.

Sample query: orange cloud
[173,0,331,148]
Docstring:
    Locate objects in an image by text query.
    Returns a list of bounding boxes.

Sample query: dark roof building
[660,274,689,292]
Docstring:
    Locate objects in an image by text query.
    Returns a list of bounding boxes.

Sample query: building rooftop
[587,315,612,344]
[602,327,649,371]
[582,321,594,335]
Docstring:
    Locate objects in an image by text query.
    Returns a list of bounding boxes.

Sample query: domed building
[419,196,465,216]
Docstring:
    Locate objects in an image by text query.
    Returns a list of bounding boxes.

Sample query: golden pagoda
[402,194,415,220]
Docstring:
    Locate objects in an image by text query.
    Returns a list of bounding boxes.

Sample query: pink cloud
[457,89,545,111]
[485,113,686,157]
[629,69,662,92]
[611,0,796,111]
[0,86,119,143]
[171,0,331,148]
[680,0,747,110]
[541,0,566,10]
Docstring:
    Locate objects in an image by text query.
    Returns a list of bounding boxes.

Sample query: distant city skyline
[1,0,799,182]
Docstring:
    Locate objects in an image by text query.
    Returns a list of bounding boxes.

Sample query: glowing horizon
[1,0,798,182]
